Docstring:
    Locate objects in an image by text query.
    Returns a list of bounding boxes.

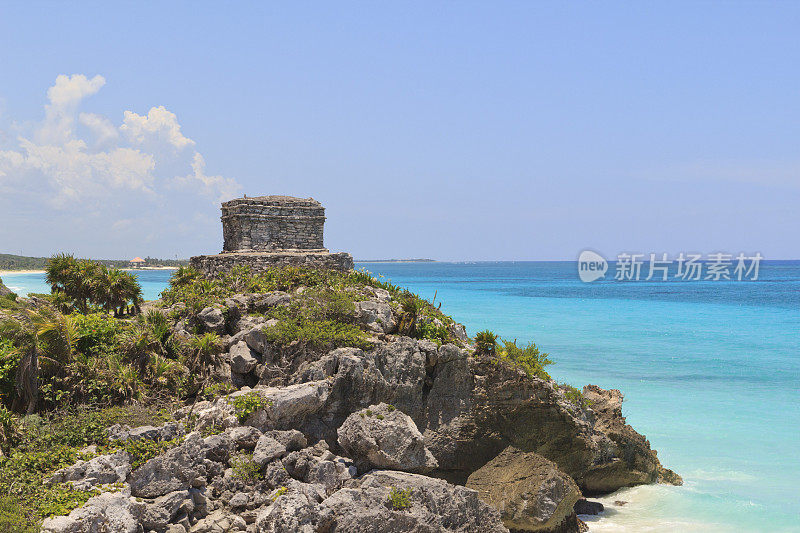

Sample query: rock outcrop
[337,403,437,474]
[466,446,581,532]
[41,281,679,533]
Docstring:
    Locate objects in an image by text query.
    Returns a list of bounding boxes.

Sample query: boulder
[281,442,356,494]
[355,300,397,333]
[141,489,194,530]
[466,446,581,532]
[253,435,287,466]
[198,306,226,334]
[257,470,509,533]
[226,426,263,450]
[47,450,131,490]
[129,433,208,498]
[40,488,146,533]
[574,498,604,515]
[229,341,259,374]
[264,429,307,452]
[337,403,437,474]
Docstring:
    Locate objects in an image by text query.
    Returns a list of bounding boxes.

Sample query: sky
[0,2,799,261]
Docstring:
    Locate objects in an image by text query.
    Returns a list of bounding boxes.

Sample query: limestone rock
[40,488,146,533]
[229,341,259,374]
[129,433,208,498]
[581,385,683,492]
[337,403,437,474]
[141,489,194,530]
[253,435,287,466]
[198,306,226,334]
[226,426,263,450]
[47,450,131,490]
[356,300,397,333]
[316,470,509,533]
[466,446,581,532]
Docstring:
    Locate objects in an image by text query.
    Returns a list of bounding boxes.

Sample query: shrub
[71,313,121,356]
[231,453,263,482]
[500,340,553,380]
[561,384,591,408]
[271,486,288,501]
[124,436,183,470]
[0,495,36,532]
[387,487,413,510]
[262,319,371,351]
[474,330,499,356]
[414,318,449,345]
[230,392,272,423]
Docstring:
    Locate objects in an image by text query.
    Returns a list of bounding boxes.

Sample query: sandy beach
[1,266,179,279]
[0,269,45,276]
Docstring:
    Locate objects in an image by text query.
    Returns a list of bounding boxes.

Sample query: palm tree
[120,271,143,315]
[0,307,76,414]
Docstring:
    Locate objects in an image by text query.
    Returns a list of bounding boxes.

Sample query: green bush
[414,318,449,344]
[500,340,553,380]
[560,384,591,408]
[262,319,371,351]
[231,452,263,482]
[387,487,413,510]
[71,313,122,356]
[474,330,499,355]
[124,436,183,470]
[230,392,272,423]
[0,495,36,533]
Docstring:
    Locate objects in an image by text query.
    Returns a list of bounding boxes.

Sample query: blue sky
[1,2,798,261]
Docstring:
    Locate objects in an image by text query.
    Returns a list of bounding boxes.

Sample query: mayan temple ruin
[190,195,354,275]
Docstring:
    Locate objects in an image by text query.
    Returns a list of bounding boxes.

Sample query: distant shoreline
[356,259,436,263]
[0,266,178,277]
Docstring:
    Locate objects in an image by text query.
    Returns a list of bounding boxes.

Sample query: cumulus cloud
[174,152,241,203]
[0,74,240,253]
[79,112,119,146]
[38,74,105,145]
[121,106,195,150]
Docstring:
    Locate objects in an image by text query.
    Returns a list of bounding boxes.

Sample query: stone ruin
[190,195,354,276]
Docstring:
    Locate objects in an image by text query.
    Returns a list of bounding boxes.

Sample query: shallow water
[3,262,799,532]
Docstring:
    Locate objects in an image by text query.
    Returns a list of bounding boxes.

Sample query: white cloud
[121,106,195,150]
[79,112,119,145]
[0,73,239,217]
[175,152,241,203]
[38,74,105,146]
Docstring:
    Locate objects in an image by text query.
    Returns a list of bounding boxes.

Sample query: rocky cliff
[39,272,680,533]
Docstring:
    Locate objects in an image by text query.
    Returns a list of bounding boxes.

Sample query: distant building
[129,257,146,268]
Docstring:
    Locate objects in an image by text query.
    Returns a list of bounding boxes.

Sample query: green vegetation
[124,436,183,470]
[474,330,499,356]
[560,384,591,408]
[499,339,553,380]
[231,452,263,482]
[271,486,288,501]
[46,254,142,315]
[0,253,187,272]
[230,392,272,423]
[387,486,413,510]
[0,405,169,527]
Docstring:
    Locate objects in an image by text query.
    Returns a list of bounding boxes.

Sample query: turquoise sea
[2,262,799,532]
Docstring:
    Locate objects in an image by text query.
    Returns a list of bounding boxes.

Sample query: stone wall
[190,251,354,276]
[221,196,325,252]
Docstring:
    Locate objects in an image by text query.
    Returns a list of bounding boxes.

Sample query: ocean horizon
[2,261,799,532]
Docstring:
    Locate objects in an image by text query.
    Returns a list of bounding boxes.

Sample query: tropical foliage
[46,254,142,315]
